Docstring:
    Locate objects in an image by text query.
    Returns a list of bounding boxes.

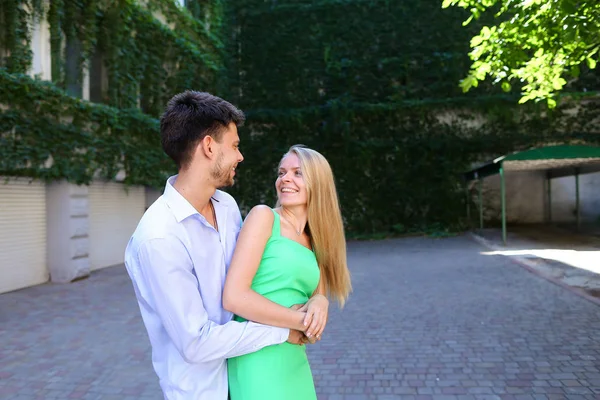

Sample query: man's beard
[210,152,235,188]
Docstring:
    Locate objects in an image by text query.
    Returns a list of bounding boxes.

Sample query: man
[124,91,305,400]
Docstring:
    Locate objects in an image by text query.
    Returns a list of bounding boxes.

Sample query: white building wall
[0,5,157,290]
[550,171,600,223]
[475,170,600,226]
[476,171,547,224]
[88,182,145,270]
[0,178,48,294]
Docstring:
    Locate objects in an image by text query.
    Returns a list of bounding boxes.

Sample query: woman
[222,145,352,400]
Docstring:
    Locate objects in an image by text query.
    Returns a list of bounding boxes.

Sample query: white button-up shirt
[124,176,289,400]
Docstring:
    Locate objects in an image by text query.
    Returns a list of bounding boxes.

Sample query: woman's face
[276,153,308,207]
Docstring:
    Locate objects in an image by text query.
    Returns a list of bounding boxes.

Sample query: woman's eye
[295,170,302,176]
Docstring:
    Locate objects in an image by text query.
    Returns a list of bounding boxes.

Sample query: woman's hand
[299,294,329,341]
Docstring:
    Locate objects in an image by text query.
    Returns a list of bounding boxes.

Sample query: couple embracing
[124,91,351,400]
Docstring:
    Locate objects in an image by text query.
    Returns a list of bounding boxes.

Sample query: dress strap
[270,208,281,237]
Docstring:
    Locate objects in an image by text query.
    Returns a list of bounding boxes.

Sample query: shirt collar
[163,175,200,223]
[163,175,229,223]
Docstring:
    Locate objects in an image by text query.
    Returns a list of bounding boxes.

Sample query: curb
[468,232,600,307]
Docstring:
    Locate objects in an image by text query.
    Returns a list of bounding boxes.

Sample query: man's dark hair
[160,91,245,169]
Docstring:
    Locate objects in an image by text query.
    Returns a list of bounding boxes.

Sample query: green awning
[464,145,600,181]
[463,144,600,245]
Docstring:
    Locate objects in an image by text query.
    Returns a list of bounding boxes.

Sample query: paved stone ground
[1,235,600,400]
[472,226,600,293]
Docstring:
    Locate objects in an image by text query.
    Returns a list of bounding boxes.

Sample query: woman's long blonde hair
[277,145,352,307]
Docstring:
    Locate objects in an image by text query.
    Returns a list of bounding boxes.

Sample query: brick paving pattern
[1,236,599,399]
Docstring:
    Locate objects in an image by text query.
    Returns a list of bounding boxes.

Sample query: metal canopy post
[546,172,552,223]
[466,184,471,227]
[478,178,483,230]
[575,168,580,230]
[500,166,507,245]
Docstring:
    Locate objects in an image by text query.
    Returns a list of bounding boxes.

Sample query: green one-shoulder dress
[228,209,320,400]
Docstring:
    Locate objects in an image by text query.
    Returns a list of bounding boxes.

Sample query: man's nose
[237,149,244,162]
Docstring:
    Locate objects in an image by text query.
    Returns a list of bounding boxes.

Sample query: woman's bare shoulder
[241,205,275,232]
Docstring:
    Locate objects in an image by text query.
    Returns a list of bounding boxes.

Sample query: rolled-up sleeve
[134,236,289,363]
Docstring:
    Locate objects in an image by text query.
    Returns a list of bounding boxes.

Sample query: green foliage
[1,0,223,110]
[0,69,173,187]
[223,0,600,235]
[2,0,600,236]
[0,0,42,73]
[228,0,482,110]
[0,0,222,186]
[150,0,225,50]
[227,97,600,235]
[442,0,600,108]
[96,1,221,114]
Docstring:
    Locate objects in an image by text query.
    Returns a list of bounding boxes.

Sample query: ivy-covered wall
[1,0,599,235]
[0,70,171,188]
[0,0,225,186]
[229,100,599,235]
[229,0,483,109]
[223,0,600,235]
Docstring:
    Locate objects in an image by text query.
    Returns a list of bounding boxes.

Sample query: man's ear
[199,135,216,160]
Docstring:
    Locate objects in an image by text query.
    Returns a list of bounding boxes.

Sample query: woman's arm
[314,276,326,297]
[222,205,306,332]
[300,276,329,341]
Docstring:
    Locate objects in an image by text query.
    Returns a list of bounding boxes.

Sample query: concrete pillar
[82,66,90,101]
[29,3,52,81]
[46,181,90,283]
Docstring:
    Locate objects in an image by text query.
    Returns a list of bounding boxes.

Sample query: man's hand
[303,333,318,345]
[286,329,306,345]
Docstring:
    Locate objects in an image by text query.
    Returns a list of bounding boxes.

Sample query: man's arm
[133,236,290,363]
